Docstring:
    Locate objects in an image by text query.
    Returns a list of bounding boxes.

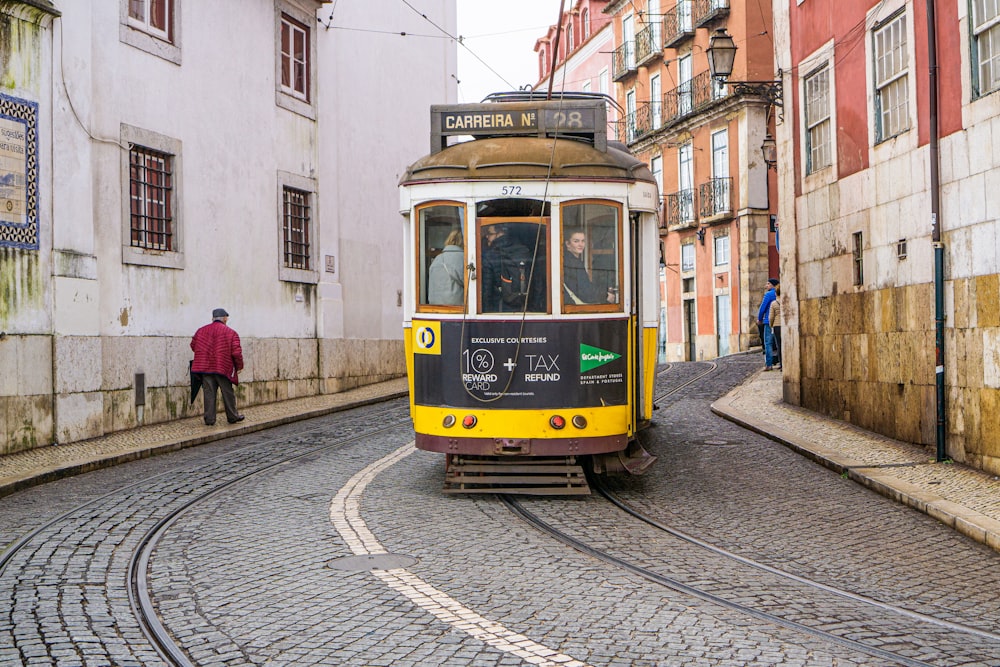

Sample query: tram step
[444,455,590,495]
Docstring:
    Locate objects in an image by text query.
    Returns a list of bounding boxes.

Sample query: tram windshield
[478,218,548,314]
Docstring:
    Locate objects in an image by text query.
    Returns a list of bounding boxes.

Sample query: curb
[711,391,1000,554]
[0,389,410,500]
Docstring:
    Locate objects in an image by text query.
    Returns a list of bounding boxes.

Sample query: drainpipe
[926,0,945,461]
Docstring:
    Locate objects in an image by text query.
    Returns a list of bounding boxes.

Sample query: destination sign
[430,100,607,153]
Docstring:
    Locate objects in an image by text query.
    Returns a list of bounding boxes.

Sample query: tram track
[0,404,412,667]
[501,493,999,666]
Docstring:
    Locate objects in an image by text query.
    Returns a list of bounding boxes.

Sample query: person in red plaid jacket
[191,308,245,425]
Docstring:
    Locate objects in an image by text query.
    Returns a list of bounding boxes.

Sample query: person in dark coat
[480,224,543,312]
[191,308,245,425]
[562,230,612,304]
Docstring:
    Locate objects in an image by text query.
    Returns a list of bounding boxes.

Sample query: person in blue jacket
[757,278,779,370]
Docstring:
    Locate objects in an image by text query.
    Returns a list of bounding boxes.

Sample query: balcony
[699,177,733,221]
[617,102,663,144]
[635,25,661,66]
[612,41,637,81]
[663,1,693,49]
[663,71,727,123]
[664,189,696,229]
[693,0,730,28]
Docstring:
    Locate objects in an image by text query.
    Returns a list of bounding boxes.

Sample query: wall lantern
[706,29,783,108]
[761,133,777,170]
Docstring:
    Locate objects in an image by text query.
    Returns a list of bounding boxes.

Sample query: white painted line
[329,442,592,667]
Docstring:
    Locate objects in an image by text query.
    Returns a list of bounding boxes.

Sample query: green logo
[580,344,621,373]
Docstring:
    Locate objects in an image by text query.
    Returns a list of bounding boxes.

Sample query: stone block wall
[0,334,406,455]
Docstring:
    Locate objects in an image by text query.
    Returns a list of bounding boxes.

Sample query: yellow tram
[399,94,661,494]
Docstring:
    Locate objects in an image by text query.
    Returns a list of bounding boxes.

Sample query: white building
[0,0,455,453]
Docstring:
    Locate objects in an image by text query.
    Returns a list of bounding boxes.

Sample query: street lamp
[706,29,783,108]
[761,133,777,170]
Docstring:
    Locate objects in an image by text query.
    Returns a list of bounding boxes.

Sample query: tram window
[479,220,548,313]
[560,201,622,311]
[417,203,466,309]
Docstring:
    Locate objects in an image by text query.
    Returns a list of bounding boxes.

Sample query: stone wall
[0,334,406,455]
[799,280,1000,476]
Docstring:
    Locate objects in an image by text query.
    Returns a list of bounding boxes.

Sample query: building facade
[774,0,1000,473]
[0,0,455,454]
[603,0,779,362]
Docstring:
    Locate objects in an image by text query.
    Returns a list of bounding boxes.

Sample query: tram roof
[400,136,655,186]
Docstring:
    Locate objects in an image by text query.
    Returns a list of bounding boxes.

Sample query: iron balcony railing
[663,70,727,123]
[618,103,662,144]
[693,0,730,28]
[663,1,694,49]
[635,24,660,66]
[665,188,696,229]
[699,177,733,219]
[612,41,637,81]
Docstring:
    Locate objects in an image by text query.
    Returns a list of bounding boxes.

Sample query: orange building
[603,0,780,361]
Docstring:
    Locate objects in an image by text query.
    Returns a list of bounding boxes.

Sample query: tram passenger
[480,224,544,312]
[562,230,615,304]
[427,230,465,305]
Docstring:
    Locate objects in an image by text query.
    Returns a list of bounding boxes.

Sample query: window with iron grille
[973,0,1000,97]
[852,231,864,285]
[129,145,173,251]
[282,187,310,270]
[804,65,832,172]
[873,12,910,142]
[281,13,309,101]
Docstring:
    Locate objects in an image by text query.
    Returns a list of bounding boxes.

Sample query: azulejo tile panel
[0,92,39,250]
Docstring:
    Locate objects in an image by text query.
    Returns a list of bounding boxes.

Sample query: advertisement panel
[413,319,628,409]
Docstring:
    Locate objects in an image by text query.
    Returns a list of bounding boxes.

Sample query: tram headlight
[572,415,587,429]
[549,415,566,430]
[442,415,456,428]
[462,415,477,429]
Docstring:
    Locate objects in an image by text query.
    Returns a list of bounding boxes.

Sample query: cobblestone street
[2,358,999,666]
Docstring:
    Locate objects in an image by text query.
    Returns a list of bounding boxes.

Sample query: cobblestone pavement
[1,362,999,665]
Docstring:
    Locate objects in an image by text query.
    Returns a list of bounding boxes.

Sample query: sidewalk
[3,371,999,556]
[713,368,1000,555]
[0,377,410,499]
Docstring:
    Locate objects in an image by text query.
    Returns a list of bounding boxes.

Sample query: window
[275,4,316,118]
[120,0,180,62]
[582,8,590,39]
[804,66,832,172]
[678,142,694,223]
[277,171,318,284]
[129,146,173,252]
[476,198,549,314]
[560,201,622,312]
[281,14,309,101]
[678,54,692,116]
[626,88,637,142]
[873,12,910,141]
[121,124,183,268]
[852,231,864,285]
[973,0,1000,97]
[681,243,695,273]
[128,0,171,41]
[417,203,466,309]
[282,187,310,270]
[650,73,662,129]
[714,234,729,266]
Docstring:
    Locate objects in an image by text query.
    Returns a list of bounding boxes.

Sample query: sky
[455,1,565,103]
